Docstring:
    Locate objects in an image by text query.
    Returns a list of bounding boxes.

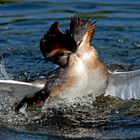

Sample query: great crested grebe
[15,16,140,111]
[69,17,140,100]
[69,17,108,96]
[15,21,88,111]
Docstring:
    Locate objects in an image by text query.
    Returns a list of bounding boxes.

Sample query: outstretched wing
[0,80,45,97]
[105,69,140,100]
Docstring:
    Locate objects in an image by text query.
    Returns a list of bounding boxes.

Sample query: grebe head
[40,22,77,67]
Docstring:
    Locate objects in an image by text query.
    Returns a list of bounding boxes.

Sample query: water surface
[0,0,140,139]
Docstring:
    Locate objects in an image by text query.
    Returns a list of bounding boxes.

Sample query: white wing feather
[105,69,140,100]
[0,80,45,97]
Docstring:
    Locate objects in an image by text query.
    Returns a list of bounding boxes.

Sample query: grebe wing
[0,80,44,97]
[105,69,140,100]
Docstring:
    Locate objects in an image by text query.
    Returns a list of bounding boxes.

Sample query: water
[0,0,140,139]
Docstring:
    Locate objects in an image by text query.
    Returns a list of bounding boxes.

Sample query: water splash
[0,57,9,80]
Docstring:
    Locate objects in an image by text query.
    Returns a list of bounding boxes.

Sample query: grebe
[15,22,88,111]
[69,17,140,100]
[41,17,140,99]
[69,17,108,96]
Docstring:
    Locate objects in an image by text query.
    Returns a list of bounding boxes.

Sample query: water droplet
[19,103,27,114]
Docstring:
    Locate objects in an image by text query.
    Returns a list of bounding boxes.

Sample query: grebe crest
[40,22,77,67]
[69,16,96,49]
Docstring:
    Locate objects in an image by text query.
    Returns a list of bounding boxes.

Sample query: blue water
[0,0,140,139]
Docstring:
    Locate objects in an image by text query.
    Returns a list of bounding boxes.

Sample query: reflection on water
[0,0,140,139]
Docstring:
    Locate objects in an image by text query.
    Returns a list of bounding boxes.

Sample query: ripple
[0,0,140,139]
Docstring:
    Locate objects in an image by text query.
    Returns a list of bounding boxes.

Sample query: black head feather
[69,16,96,45]
[40,21,77,67]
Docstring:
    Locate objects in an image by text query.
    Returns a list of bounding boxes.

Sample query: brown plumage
[69,16,108,96]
